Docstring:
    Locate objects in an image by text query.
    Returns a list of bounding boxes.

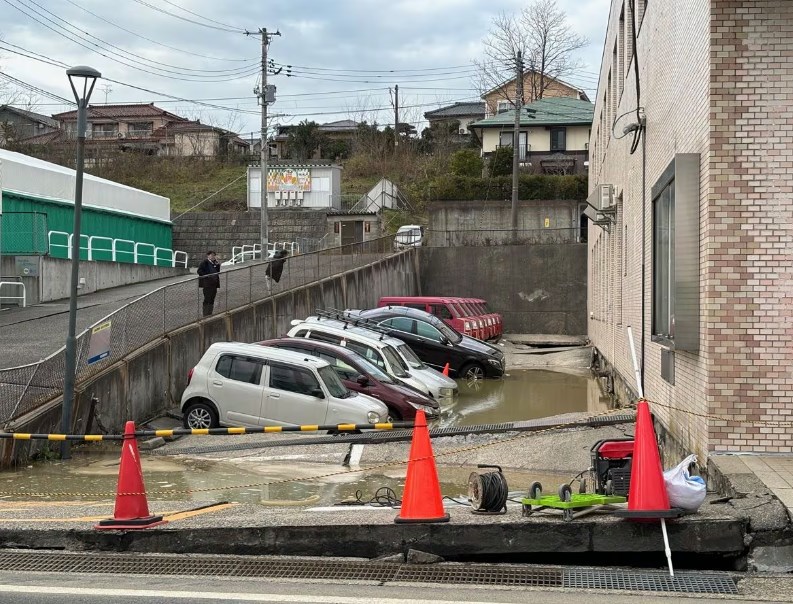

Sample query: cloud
[0,0,607,135]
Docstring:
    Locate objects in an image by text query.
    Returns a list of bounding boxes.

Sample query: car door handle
[212,380,223,386]
[270,393,280,399]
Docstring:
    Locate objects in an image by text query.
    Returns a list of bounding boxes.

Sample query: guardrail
[47,230,188,267]
[0,280,26,308]
[0,234,397,426]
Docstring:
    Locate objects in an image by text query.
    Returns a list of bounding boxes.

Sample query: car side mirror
[310,388,325,399]
[356,375,370,387]
[440,336,450,346]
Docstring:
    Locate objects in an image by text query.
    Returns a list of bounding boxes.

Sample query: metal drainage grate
[394,565,561,587]
[563,568,738,595]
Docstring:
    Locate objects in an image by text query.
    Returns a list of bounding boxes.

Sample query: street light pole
[61,65,100,460]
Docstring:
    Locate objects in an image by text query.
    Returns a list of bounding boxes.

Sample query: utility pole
[393,84,399,148]
[511,50,523,233]
[252,28,280,252]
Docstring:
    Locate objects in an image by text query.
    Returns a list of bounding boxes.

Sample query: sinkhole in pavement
[0,369,610,505]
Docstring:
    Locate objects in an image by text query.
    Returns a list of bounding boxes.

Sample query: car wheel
[183,401,218,429]
[460,362,485,382]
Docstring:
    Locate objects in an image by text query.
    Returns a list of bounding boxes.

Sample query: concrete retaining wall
[0,256,189,306]
[172,210,329,266]
[419,245,587,335]
[2,251,418,465]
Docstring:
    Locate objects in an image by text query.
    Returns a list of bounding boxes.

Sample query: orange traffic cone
[95,421,166,530]
[395,410,449,524]
[615,400,678,519]
[442,362,450,377]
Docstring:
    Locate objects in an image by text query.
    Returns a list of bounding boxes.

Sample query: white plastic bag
[663,454,706,511]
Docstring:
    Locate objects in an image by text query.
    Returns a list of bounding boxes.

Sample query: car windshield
[318,365,349,398]
[395,228,421,243]
[397,344,426,369]
[355,356,396,384]
[435,320,462,343]
[382,345,409,377]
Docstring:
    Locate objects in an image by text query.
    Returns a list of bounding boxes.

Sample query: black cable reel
[467,464,508,515]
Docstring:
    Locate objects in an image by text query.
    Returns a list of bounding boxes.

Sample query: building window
[496,100,512,114]
[128,122,153,137]
[92,123,118,138]
[499,131,513,147]
[652,178,674,340]
[550,127,567,151]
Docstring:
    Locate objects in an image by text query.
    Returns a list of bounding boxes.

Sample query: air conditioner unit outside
[587,183,613,211]
[117,132,125,139]
[458,128,466,135]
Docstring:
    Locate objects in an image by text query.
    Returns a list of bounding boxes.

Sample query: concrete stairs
[172,210,329,266]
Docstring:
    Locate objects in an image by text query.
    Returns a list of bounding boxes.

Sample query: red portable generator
[590,438,634,497]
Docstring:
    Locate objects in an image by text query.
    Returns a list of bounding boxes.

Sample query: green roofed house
[469,97,594,175]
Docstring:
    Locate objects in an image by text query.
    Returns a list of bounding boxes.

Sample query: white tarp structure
[0,148,171,223]
[357,178,402,212]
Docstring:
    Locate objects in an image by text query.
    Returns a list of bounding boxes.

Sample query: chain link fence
[0,212,48,254]
[0,234,396,425]
[426,228,582,247]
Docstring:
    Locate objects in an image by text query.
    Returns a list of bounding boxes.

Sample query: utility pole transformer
[253,28,280,252]
[511,50,523,233]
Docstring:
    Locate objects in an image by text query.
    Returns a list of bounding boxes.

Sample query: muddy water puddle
[0,452,576,507]
[0,369,608,507]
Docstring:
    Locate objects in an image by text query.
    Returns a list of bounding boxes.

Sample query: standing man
[197,250,221,316]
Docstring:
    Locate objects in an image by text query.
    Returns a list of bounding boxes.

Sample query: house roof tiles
[470,97,594,128]
[424,101,485,120]
[53,103,190,122]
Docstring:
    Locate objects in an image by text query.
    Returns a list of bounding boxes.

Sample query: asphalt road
[0,272,194,367]
[0,571,784,604]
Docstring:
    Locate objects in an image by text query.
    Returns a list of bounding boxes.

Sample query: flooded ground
[0,368,610,506]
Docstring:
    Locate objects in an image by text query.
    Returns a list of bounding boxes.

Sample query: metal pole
[511,51,523,234]
[626,325,644,399]
[394,84,399,148]
[259,28,269,251]
[0,160,4,290]
[61,97,88,460]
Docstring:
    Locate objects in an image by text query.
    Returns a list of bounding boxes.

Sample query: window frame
[549,127,567,152]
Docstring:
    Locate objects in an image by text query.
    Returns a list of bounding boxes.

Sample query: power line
[62,0,257,62]
[5,0,259,79]
[129,0,247,33]
[157,0,246,32]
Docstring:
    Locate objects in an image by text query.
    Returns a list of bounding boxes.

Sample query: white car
[181,342,389,429]
[391,342,458,400]
[287,319,433,398]
[393,225,424,250]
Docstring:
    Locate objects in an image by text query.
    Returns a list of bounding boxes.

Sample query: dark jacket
[197,258,221,289]
[266,250,288,283]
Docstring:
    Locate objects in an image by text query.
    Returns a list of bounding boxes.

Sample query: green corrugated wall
[1,191,173,265]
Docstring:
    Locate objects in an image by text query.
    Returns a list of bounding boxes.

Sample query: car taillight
[187,367,194,385]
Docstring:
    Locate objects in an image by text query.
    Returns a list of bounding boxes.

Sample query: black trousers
[202,287,218,316]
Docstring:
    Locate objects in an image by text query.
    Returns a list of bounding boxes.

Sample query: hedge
[425,174,588,201]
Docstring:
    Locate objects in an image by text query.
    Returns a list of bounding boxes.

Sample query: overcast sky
[1,0,609,138]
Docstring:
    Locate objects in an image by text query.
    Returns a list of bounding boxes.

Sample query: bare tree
[474,0,588,113]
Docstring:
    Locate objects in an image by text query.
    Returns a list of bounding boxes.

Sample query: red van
[471,298,501,339]
[378,296,474,338]
[455,298,487,340]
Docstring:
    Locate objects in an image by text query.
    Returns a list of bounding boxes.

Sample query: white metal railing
[47,230,187,267]
[267,241,300,255]
[0,280,26,307]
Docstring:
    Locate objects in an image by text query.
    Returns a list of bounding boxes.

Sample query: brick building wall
[707,1,793,452]
[589,0,793,457]
[484,76,583,116]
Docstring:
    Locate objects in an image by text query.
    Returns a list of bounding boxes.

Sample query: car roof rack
[313,308,393,341]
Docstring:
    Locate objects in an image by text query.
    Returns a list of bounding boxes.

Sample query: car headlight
[367,411,381,423]
[488,358,502,366]
[406,399,434,411]
[464,322,471,331]
[439,387,456,397]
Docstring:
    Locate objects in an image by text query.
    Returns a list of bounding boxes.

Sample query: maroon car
[258,338,439,421]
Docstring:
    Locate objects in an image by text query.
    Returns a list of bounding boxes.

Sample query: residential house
[482,70,589,117]
[469,96,594,175]
[0,105,59,146]
[423,101,485,135]
[45,103,247,157]
[588,0,793,458]
[270,119,359,159]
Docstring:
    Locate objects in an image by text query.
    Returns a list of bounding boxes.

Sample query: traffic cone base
[395,410,449,524]
[94,421,168,531]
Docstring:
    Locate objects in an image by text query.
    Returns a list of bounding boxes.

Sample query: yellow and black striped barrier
[0,422,415,442]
